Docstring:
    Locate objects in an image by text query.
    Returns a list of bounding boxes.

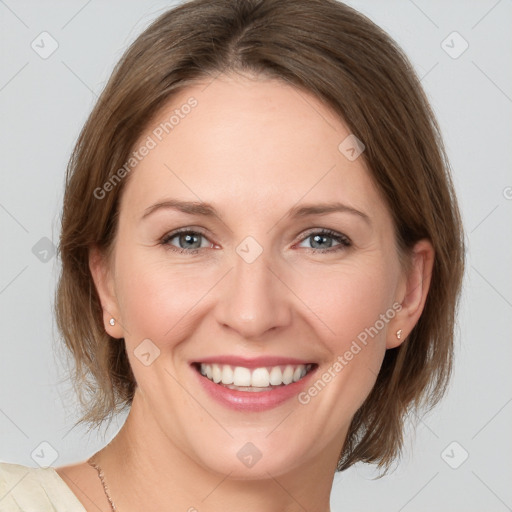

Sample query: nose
[214,244,293,339]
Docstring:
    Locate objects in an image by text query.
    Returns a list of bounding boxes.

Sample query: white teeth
[199,363,313,388]
[251,368,270,387]
[233,366,252,386]
[282,365,294,384]
[269,366,283,385]
[212,364,222,384]
[221,364,234,384]
[293,366,304,382]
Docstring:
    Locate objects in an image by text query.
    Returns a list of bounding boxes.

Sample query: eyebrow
[142,199,371,225]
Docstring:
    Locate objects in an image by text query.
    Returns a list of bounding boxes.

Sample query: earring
[109,318,116,326]
[396,329,402,340]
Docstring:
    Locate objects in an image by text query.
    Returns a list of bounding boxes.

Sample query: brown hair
[55,0,464,472]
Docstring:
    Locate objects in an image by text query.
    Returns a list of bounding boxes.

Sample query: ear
[89,245,124,339]
[387,239,435,349]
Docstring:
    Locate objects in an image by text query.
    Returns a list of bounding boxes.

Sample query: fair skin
[56,73,434,512]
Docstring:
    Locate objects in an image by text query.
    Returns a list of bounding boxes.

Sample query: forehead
[122,73,387,224]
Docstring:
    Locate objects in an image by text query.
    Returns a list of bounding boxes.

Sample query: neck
[96,390,339,512]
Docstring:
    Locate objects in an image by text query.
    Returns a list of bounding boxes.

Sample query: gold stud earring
[109,318,116,326]
[396,329,402,340]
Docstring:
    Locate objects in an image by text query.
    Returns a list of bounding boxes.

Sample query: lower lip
[193,365,317,412]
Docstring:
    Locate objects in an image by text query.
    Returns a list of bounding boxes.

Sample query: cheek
[292,262,396,417]
[293,259,397,349]
[114,251,218,343]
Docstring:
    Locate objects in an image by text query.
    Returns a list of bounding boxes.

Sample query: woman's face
[94,73,416,478]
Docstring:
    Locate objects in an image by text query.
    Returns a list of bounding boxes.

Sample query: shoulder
[0,462,86,512]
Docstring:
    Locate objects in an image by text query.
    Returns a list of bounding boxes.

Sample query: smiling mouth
[193,362,317,392]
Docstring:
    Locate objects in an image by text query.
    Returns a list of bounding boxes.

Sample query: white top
[0,462,86,511]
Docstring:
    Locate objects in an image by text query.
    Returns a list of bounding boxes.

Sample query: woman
[0,0,464,510]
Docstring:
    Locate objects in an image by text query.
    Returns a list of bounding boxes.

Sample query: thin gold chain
[87,455,118,511]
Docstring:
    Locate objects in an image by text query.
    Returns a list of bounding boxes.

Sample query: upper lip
[191,355,316,368]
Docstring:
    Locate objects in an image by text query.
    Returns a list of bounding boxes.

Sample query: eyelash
[160,227,352,255]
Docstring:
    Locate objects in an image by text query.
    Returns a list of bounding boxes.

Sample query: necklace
[87,455,118,511]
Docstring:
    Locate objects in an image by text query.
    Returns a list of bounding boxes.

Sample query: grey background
[0,1,511,510]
